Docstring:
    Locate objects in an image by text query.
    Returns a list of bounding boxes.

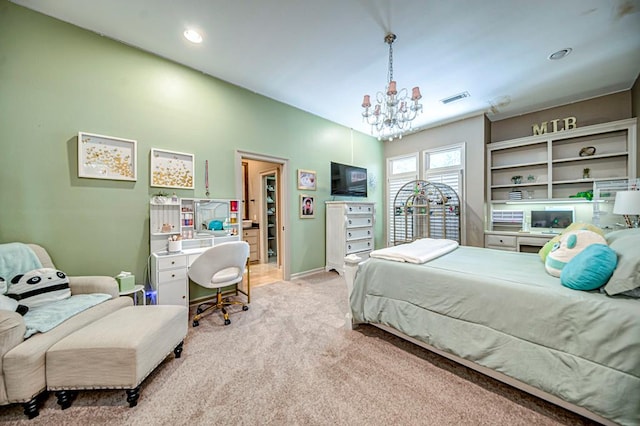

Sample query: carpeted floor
[0,272,598,425]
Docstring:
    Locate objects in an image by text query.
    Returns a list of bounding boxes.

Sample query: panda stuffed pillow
[7,268,71,309]
[0,276,29,315]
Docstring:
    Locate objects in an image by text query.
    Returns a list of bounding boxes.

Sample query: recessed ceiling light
[183,29,203,44]
[548,48,572,60]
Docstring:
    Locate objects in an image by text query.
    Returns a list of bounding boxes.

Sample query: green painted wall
[0,1,383,283]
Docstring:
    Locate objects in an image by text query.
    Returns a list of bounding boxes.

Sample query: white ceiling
[11,0,640,137]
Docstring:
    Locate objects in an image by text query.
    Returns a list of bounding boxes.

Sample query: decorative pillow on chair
[0,277,29,315]
[7,268,71,309]
[603,233,640,297]
[561,244,617,290]
[545,230,607,277]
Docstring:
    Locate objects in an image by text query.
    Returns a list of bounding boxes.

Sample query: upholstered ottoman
[45,305,187,409]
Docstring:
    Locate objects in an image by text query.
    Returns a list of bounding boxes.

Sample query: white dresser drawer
[485,234,517,250]
[346,239,373,254]
[157,255,188,270]
[346,227,373,241]
[346,216,373,228]
[345,204,374,215]
[159,268,187,282]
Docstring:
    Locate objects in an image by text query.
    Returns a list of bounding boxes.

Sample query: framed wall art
[150,148,195,189]
[297,169,316,190]
[300,194,315,218]
[78,132,137,181]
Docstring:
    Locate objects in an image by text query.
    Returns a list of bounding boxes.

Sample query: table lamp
[613,190,640,228]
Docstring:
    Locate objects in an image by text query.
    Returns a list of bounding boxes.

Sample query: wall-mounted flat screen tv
[330,161,367,197]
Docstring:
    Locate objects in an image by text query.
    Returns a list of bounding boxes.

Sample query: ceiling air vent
[441,91,470,105]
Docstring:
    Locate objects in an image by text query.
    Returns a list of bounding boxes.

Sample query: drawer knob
[499,239,503,243]
[348,232,352,237]
[348,245,351,250]
[171,261,175,265]
[171,274,175,278]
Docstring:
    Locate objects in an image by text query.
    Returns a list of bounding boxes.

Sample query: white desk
[119,284,146,305]
[150,235,240,306]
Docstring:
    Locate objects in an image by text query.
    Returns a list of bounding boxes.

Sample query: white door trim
[236,150,290,281]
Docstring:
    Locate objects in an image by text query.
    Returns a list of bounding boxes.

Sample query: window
[424,143,466,242]
[387,154,418,245]
[424,144,464,195]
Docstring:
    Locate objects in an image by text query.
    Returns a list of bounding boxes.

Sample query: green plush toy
[538,222,605,262]
[545,229,607,277]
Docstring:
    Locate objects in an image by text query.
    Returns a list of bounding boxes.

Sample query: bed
[344,233,640,426]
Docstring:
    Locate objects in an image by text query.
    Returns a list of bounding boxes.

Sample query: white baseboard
[289,267,326,280]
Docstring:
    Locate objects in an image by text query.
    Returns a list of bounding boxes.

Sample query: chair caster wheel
[196,307,203,314]
[192,320,199,327]
[242,305,249,311]
[224,319,231,326]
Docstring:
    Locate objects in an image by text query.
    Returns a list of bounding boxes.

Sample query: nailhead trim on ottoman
[46,305,187,409]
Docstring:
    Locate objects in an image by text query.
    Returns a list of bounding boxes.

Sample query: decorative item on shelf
[167,235,182,253]
[613,190,640,228]
[569,190,593,201]
[161,223,173,233]
[527,174,536,183]
[579,146,596,157]
[152,194,169,204]
[511,175,523,184]
[361,33,422,141]
[582,168,591,179]
[525,190,534,199]
[508,190,522,200]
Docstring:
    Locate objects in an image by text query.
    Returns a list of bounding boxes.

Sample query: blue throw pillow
[560,244,617,291]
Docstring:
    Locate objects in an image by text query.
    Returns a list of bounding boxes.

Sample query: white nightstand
[119,284,146,305]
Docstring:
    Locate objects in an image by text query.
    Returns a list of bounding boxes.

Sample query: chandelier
[361,33,422,141]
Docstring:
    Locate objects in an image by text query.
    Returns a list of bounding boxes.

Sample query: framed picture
[300,194,315,218]
[78,132,137,181]
[297,169,317,191]
[150,148,195,189]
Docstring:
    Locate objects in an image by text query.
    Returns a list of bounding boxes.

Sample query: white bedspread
[369,238,459,264]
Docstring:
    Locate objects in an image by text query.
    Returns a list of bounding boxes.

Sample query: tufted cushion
[561,244,617,290]
[545,230,607,277]
[7,268,71,309]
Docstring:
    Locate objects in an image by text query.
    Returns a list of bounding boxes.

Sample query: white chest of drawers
[325,201,375,275]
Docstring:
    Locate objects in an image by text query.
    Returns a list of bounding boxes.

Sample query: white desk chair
[188,241,250,327]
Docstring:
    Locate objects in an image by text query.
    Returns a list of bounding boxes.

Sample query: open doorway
[236,151,289,286]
